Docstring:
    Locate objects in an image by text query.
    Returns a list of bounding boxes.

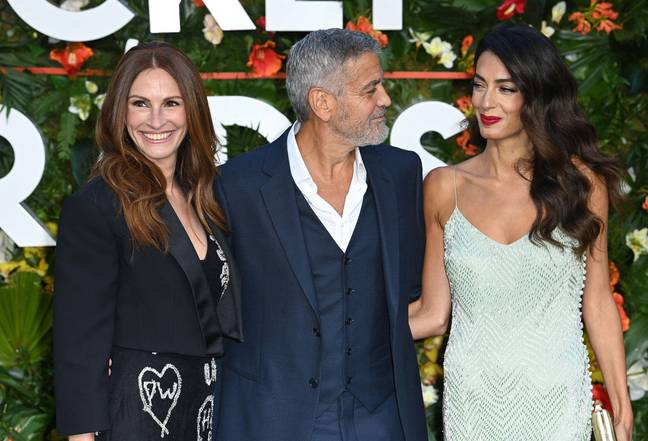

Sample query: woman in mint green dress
[408,24,633,441]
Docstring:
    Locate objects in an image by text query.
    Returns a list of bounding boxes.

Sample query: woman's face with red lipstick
[471,51,525,143]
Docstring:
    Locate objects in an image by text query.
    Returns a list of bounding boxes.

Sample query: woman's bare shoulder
[423,166,458,225]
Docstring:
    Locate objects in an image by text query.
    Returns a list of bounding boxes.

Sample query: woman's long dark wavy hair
[94,41,226,250]
[468,24,624,255]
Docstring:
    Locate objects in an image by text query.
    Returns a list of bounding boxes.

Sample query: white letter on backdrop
[266,0,342,31]
[390,101,465,176]
[0,108,55,247]
[149,0,181,33]
[372,0,402,30]
[7,0,133,42]
[207,96,291,162]
[203,0,255,31]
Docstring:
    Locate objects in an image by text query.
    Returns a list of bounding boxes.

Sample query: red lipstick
[480,114,502,126]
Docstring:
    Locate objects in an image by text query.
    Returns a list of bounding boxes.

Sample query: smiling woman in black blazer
[53,42,242,441]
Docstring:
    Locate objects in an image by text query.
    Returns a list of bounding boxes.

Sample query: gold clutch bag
[592,403,617,441]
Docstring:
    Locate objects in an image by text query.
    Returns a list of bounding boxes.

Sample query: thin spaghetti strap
[452,167,458,209]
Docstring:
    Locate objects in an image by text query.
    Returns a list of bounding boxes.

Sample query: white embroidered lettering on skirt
[197,394,214,441]
[137,363,182,438]
[203,358,217,386]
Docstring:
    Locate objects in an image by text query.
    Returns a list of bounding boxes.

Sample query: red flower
[613,292,630,332]
[570,1,622,35]
[455,95,473,116]
[592,384,614,415]
[247,41,285,77]
[642,196,648,213]
[256,16,266,30]
[192,0,205,7]
[455,130,479,156]
[593,2,619,20]
[597,19,622,34]
[49,42,93,76]
[569,12,592,34]
[345,16,389,48]
[461,35,474,57]
[496,0,527,21]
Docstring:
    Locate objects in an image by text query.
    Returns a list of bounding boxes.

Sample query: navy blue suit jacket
[215,129,427,441]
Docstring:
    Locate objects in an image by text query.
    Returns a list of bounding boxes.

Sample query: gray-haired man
[215,29,427,441]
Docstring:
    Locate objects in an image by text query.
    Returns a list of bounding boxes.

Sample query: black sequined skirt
[97,346,222,441]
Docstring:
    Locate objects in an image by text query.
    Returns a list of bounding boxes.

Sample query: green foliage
[225,124,269,159]
[0,272,52,368]
[0,0,646,439]
[0,272,54,441]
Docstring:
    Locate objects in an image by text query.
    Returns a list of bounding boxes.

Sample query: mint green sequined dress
[442,199,592,440]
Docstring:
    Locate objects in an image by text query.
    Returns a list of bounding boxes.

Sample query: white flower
[69,94,92,121]
[408,28,432,48]
[626,228,648,262]
[421,383,438,407]
[203,14,223,46]
[94,93,106,110]
[0,230,15,263]
[438,50,457,69]
[552,1,567,24]
[628,356,648,401]
[84,80,98,94]
[60,0,89,12]
[423,37,451,58]
[541,21,555,38]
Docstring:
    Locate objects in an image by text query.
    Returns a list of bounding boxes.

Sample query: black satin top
[199,235,227,355]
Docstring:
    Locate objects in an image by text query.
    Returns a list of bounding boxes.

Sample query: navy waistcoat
[295,184,395,414]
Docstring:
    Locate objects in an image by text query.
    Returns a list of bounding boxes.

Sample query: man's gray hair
[286,29,381,122]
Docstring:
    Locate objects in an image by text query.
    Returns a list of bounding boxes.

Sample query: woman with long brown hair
[53,42,242,441]
[408,24,632,440]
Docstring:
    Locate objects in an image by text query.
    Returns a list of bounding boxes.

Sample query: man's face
[329,52,392,146]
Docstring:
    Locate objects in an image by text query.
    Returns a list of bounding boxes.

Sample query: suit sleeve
[53,192,119,435]
[407,152,425,302]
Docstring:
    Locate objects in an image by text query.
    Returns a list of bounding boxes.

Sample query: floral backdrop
[0,0,646,440]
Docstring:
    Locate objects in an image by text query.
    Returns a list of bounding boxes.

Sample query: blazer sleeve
[407,152,425,302]
[53,191,119,435]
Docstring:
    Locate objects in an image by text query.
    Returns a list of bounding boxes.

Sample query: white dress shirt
[287,123,368,252]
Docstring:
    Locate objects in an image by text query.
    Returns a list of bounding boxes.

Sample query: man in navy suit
[215,29,427,441]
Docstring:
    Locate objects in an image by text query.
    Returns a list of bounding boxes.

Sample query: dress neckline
[446,207,531,247]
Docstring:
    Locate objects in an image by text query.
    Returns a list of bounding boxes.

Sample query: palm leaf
[0,272,52,368]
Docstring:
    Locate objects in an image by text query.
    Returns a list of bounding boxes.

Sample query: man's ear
[307,87,336,122]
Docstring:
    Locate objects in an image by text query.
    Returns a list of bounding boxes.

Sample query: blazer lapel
[260,134,320,320]
[362,148,400,328]
[159,201,211,349]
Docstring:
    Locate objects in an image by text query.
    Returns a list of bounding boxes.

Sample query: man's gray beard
[331,110,390,147]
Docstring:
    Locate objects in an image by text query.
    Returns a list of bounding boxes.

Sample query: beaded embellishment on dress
[441,170,592,441]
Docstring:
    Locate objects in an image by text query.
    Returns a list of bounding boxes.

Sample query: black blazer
[53,177,242,436]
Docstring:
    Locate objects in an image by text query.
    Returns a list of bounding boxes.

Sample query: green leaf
[0,272,52,368]
[56,111,79,160]
[225,124,268,160]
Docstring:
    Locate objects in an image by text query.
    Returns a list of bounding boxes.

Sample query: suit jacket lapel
[160,201,211,349]
[260,133,319,320]
[362,148,400,328]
